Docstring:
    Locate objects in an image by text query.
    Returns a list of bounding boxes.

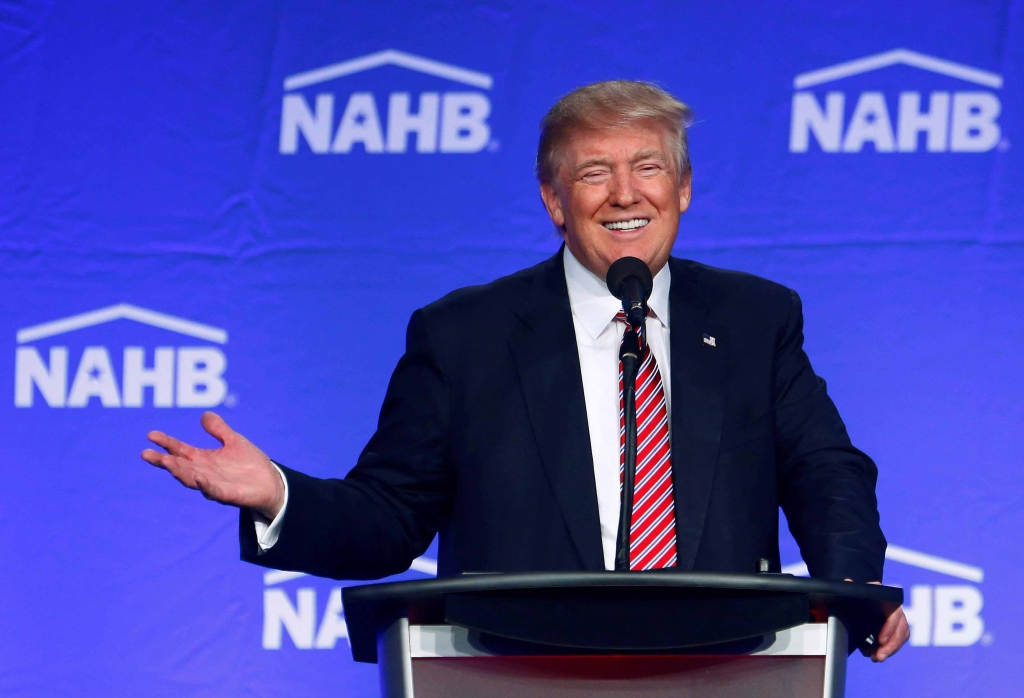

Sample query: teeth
[604,218,649,231]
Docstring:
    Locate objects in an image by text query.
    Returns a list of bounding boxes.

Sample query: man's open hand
[141,412,285,519]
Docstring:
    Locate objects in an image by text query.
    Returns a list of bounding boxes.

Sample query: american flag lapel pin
[702,333,717,347]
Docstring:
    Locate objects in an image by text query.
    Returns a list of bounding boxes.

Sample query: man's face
[540,122,691,280]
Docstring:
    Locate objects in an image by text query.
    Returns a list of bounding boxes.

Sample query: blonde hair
[536,80,694,183]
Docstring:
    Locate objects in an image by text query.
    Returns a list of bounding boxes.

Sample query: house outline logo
[278,49,496,155]
[15,304,230,409]
[781,542,983,582]
[16,303,228,345]
[789,48,1006,154]
[261,555,437,650]
[282,49,493,92]
[792,48,1003,90]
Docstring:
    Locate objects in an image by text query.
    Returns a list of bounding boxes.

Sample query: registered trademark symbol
[981,632,994,646]
[997,136,1011,152]
[224,393,238,408]
[487,139,500,152]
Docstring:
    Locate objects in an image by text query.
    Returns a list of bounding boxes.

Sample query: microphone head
[606,256,654,302]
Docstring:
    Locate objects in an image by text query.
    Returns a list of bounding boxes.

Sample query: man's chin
[603,248,668,276]
[564,238,667,280]
[595,232,672,267]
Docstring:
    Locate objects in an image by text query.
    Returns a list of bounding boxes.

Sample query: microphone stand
[614,309,644,571]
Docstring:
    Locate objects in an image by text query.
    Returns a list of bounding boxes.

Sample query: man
[142,81,909,661]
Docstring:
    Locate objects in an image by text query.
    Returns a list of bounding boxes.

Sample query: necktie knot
[614,308,650,323]
[615,309,650,352]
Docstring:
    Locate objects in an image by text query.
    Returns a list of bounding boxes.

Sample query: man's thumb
[201,411,234,445]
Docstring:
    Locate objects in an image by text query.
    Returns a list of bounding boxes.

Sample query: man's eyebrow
[630,149,667,163]
[573,150,668,173]
[573,156,614,172]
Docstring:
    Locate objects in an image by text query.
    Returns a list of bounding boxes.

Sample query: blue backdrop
[2,1,1021,696]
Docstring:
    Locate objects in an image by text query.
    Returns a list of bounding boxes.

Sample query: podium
[343,571,902,698]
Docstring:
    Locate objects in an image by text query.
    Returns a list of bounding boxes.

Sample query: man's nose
[608,168,641,207]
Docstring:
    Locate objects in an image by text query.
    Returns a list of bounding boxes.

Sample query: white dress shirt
[563,246,672,570]
[255,247,674,568]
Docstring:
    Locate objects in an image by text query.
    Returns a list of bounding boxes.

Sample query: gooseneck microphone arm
[615,325,641,571]
[606,257,654,572]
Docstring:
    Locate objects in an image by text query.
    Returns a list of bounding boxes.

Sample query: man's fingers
[142,448,185,474]
[141,449,202,489]
[842,581,909,663]
[147,430,197,459]
[201,411,235,446]
[142,414,265,509]
[873,609,909,662]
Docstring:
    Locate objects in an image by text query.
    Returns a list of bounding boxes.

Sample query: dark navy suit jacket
[239,251,886,582]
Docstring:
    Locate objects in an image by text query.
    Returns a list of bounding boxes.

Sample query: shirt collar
[563,246,671,340]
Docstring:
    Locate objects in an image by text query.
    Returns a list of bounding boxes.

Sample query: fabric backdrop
[1,1,1021,695]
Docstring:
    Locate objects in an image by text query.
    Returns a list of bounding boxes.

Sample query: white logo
[14,304,229,408]
[279,49,494,155]
[261,556,437,650]
[783,543,989,647]
[789,49,1004,153]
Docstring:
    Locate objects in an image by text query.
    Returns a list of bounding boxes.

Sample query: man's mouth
[603,218,650,232]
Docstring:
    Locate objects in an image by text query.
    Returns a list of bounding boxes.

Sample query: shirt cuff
[252,462,289,551]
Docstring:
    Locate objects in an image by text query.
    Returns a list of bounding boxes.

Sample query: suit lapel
[508,250,605,571]
[668,257,728,571]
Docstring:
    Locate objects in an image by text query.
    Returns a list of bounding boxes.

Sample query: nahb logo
[14,304,229,408]
[260,556,437,650]
[784,543,990,647]
[279,49,494,155]
[790,48,1006,153]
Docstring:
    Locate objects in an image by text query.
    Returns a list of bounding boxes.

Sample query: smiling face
[540,121,692,280]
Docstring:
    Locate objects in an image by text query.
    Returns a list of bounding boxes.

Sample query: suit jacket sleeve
[773,289,887,582]
[238,308,454,580]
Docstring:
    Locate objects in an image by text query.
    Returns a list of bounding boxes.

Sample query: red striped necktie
[617,310,678,570]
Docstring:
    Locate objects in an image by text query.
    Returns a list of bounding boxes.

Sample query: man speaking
[142,81,908,661]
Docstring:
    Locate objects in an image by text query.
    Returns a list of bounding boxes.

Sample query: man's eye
[637,164,660,175]
[582,171,610,182]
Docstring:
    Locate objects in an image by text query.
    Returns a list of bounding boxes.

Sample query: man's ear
[678,171,693,214]
[539,181,566,228]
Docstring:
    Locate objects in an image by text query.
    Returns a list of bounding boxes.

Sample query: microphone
[605,256,653,571]
[605,257,653,329]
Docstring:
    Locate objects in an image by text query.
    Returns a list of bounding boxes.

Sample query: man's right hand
[141,411,285,520]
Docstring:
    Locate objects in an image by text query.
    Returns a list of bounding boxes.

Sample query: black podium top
[342,571,903,663]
